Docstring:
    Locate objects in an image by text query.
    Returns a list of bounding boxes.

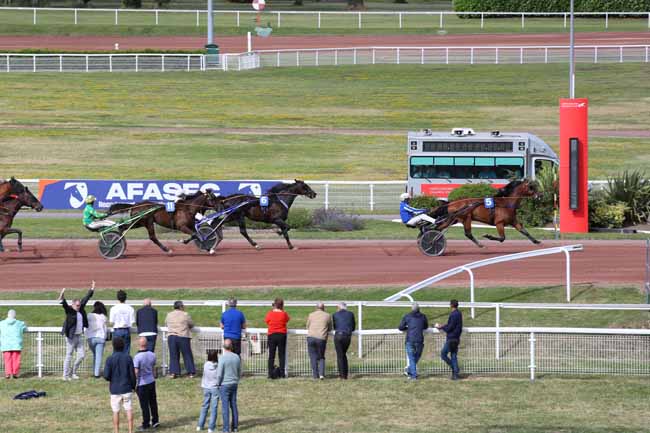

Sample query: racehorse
[0,177,27,201]
[432,179,541,248]
[108,190,220,254]
[192,179,317,251]
[0,186,44,252]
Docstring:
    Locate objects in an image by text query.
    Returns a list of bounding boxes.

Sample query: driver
[83,195,116,230]
[400,193,437,227]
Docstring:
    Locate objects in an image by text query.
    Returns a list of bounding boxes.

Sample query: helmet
[85,195,96,204]
[400,193,410,202]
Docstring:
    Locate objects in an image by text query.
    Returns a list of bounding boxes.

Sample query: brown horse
[108,190,220,254]
[432,179,541,248]
[0,177,27,201]
[0,186,44,252]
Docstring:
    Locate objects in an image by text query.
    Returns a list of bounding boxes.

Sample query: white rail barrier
[0,7,649,31]
[384,244,584,317]
[4,325,650,380]
[223,45,650,71]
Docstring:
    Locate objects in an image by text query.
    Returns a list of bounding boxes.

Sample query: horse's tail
[108,203,134,215]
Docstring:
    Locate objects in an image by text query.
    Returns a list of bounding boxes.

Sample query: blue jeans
[113,328,131,355]
[144,335,156,353]
[198,387,220,431]
[87,337,105,377]
[220,383,238,432]
[405,341,424,379]
[441,339,460,377]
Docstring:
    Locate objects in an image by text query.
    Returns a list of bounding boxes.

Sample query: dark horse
[109,190,220,254]
[0,177,27,201]
[432,179,541,248]
[0,186,44,252]
[188,179,317,251]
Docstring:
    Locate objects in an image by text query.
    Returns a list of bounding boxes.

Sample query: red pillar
[559,98,589,233]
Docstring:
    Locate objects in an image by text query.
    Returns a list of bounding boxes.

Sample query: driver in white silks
[399,193,437,227]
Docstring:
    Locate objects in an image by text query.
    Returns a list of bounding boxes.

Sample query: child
[197,350,220,433]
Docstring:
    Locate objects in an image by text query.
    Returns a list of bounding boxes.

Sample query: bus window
[410,157,433,178]
[434,157,453,178]
[534,158,556,179]
[475,157,496,179]
[495,157,524,178]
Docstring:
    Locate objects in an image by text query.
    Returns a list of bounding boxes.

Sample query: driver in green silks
[83,195,115,230]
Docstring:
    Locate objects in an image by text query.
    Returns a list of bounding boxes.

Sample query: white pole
[495,47,499,64]
[207,0,214,45]
[37,331,43,378]
[605,12,608,29]
[247,32,252,53]
[358,12,361,29]
[369,184,374,211]
[324,183,329,210]
[74,8,78,25]
[569,0,576,98]
[481,13,484,29]
[464,267,475,319]
[318,12,321,29]
[564,249,571,302]
[439,12,443,28]
[495,304,500,360]
[277,12,281,28]
[399,12,402,29]
[33,8,36,25]
[156,10,159,26]
[357,303,363,359]
[196,10,200,27]
[521,13,524,29]
[237,11,240,27]
[529,332,536,381]
[115,9,118,25]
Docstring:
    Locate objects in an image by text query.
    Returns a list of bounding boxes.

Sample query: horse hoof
[209,248,216,255]
[166,249,173,255]
[290,246,298,251]
[478,244,485,249]
[254,245,262,251]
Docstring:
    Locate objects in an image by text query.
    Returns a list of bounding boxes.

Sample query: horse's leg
[4,228,23,252]
[463,216,484,248]
[274,219,294,250]
[0,231,4,253]
[514,221,542,245]
[144,220,171,254]
[483,222,506,242]
[238,215,260,250]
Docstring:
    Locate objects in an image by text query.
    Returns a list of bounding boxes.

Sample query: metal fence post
[495,304,500,360]
[324,183,329,210]
[136,55,139,72]
[277,12,281,28]
[196,10,200,27]
[564,13,567,28]
[353,48,357,65]
[315,50,319,66]
[521,13,524,29]
[85,55,89,73]
[369,184,374,211]
[33,8,36,25]
[420,47,424,64]
[115,9,118,25]
[37,331,43,378]
[59,55,63,72]
[296,51,299,67]
[74,8,78,25]
[481,13,484,29]
[396,47,400,65]
[372,48,375,65]
[161,330,168,375]
[470,47,474,64]
[563,248,572,302]
[544,47,548,64]
[605,12,608,29]
[619,46,623,63]
[357,302,363,359]
[237,11,240,27]
[439,12,443,28]
[594,46,598,63]
[463,267,475,319]
[358,12,361,29]
[445,47,449,64]
[318,12,321,29]
[399,12,402,29]
[529,331,536,381]
[32,55,36,72]
[284,334,289,377]
[155,10,159,25]
[520,47,524,64]
[334,50,338,66]
[495,47,499,64]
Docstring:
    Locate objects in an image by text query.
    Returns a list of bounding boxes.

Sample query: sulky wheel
[417,229,447,257]
[98,231,127,260]
[194,224,221,252]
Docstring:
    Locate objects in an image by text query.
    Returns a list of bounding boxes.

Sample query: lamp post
[569,0,575,98]
[204,0,219,68]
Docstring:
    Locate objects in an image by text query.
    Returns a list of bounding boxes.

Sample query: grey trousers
[307,337,327,378]
[64,334,85,377]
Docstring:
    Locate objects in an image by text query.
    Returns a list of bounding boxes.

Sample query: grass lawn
[1,64,649,180]
[1,376,648,433]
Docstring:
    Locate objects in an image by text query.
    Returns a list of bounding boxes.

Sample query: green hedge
[453,0,650,13]
[447,183,497,202]
[409,195,440,210]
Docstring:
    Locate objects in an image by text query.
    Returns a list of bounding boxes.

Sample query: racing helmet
[400,193,410,202]
[85,195,96,204]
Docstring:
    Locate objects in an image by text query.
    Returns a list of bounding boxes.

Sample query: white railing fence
[4,326,650,380]
[223,45,650,71]
[0,8,649,30]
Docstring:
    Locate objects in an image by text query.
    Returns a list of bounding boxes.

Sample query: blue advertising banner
[38,179,282,210]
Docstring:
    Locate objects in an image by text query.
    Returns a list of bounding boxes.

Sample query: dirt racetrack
[1,31,649,52]
[0,239,644,291]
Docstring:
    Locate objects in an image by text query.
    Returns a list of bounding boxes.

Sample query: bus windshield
[410,156,524,180]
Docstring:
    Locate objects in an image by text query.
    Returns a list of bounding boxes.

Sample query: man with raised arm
[58,280,95,380]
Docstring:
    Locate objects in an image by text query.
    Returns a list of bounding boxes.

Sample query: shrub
[311,208,365,232]
[287,208,313,229]
[409,195,440,210]
[603,170,650,225]
[517,166,558,227]
[447,183,497,202]
[122,0,141,8]
[589,192,628,229]
[453,0,650,13]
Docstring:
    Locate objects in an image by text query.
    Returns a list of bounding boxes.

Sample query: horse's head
[502,179,539,199]
[292,179,317,199]
[15,187,44,212]
[8,177,26,195]
[202,189,222,210]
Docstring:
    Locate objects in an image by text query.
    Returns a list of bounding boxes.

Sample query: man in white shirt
[110,290,135,355]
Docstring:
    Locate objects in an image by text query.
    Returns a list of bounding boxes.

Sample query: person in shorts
[104,337,137,433]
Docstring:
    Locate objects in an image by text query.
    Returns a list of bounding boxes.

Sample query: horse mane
[179,190,206,201]
[495,180,525,197]
[267,182,291,193]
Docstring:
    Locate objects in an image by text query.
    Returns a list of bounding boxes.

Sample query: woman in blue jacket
[0,309,27,379]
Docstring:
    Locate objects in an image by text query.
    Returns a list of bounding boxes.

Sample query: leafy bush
[287,208,313,229]
[409,195,440,210]
[453,0,650,13]
[517,166,558,227]
[603,170,650,225]
[311,208,365,232]
[122,0,141,8]
[447,183,497,202]
[589,191,628,229]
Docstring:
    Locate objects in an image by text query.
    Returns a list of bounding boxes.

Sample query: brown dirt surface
[1,31,649,53]
[0,239,644,291]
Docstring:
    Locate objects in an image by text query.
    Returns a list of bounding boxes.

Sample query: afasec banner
[38,179,281,210]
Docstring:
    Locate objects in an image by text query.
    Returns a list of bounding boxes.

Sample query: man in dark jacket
[435,299,463,380]
[332,302,356,380]
[398,303,429,380]
[136,298,158,352]
[104,337,137,433]
[57,281,95,380]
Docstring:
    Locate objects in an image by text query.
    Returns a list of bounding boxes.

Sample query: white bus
[407,128,558,199]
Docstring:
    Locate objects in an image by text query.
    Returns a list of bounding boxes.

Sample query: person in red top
[265,298,290,379]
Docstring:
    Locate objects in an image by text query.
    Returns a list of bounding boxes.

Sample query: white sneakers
[72,374,80,380]
[62,376,71,381]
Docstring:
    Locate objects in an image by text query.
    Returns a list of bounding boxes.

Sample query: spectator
[220,298,246,356]
[217,339,241,433]
[110,290,135,355]
[264,298,290,379]
[197,349,220,433]
[332,302,355,380]
[133,336,160,431]
[435,299,463,380]
[165,301,196,378]
[136,298,158,353]
[0,309,26,379]
[306,302,332,380]
[104,337,137,433]
[398,302,429,380]
[88,301,108,378]
[58,281,95,380]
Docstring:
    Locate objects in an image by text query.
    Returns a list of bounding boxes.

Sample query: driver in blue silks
[400,193,437,227]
